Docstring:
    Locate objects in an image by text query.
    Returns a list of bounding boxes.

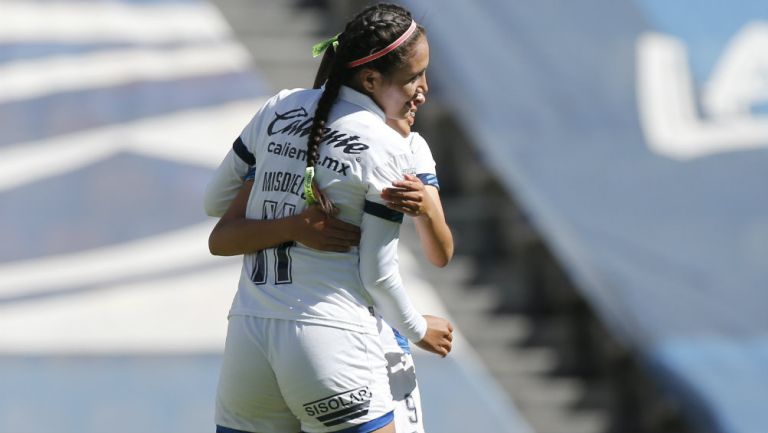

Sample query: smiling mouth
[406,102,418,119]
[407,93,425,119]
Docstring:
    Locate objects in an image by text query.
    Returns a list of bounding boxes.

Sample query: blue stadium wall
[397,0,768,432]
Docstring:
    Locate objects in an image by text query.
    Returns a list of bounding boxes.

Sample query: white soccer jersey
[409,132,440,190]
[205,128,440,216]
[207,86,427,342]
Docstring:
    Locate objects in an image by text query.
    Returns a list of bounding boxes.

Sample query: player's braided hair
[306,3,424,171]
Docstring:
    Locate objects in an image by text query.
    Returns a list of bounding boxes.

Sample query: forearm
[414,215,453,267]
[359,213,427,342]
[209,214,300,256]
[413,188,453,267]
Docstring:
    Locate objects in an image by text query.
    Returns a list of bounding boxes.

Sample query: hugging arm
[381,174,454,267]
[208,181,360,255]
[358,211,453,356]
[204,149,251,218]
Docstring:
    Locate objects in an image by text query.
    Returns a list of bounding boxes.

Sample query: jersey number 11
[251,200,295,285]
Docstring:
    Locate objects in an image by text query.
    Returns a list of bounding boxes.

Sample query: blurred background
[1,0,767,433]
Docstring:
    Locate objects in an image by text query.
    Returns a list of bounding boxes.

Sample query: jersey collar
[338,85,386,121]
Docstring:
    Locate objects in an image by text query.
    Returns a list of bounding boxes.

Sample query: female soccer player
[206,4,452,433]
[206,108,452,433]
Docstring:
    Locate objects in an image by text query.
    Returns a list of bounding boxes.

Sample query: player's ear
[358,68,382,95]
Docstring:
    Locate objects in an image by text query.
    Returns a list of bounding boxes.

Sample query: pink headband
[347,20,418,68]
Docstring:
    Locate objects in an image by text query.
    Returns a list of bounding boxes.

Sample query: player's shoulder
[265,87,320,110]
[358,124,411,165]
[327,110,407,158]
[408,131,429,151]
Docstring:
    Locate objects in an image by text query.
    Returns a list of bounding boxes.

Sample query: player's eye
[408,71,424,83]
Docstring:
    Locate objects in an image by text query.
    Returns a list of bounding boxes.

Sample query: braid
[306,65,344,169]
[305,2,422,180]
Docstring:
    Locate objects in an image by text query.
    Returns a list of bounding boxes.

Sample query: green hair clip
[304,166,318,205]
[303,166,336,215]
[312,33,340,58]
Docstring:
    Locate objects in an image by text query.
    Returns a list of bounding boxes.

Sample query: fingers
[381,188,424,216]
[389,179,423,191]
[441,329,453,354]
[385,201,422,216]
[416,340,449,357]
[324,227,361,244]
[418,315,454,357]
[381,179,430,218]
[436,338,452,357]
[299,206,361,251]
[325,219,361,236]
[381,187,423,202]
[432,339,451,357]
[437,346,448,358]
[401,173,422,183]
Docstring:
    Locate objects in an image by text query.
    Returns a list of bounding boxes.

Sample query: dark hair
[306,3,425,171]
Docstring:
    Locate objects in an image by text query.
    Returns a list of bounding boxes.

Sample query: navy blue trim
[243,167,256,181]
[302,410,394,433]
[363,200,403,223]
[391,327,412,354]
[318,402,370,423]
[323,409,369,427]
[233,137,255,166]
[216,425,254,433]
[416,173,439,190]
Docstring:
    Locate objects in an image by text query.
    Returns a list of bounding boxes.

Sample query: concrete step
[211,0,326,36]
[209,0,327,92]
[248,62,320,92]
[518,406,608,433]
[240,36,323,62]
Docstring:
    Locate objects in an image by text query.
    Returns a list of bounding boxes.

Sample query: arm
[204,149,252,218]
[205,90,287,217]
[381,122,454,267]
[381,174,454,267]
[413,184,454,267]
[209,181,360,255]
[358,210,453,356]
[209,180,296,255]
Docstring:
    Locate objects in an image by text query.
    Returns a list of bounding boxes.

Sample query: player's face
[372,34,429,121]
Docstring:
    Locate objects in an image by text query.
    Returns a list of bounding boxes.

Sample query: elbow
[358,268,377,291]
[203,194,225,218]
[359,267,395,294]
[432,257,450,268]
[208,232,232,256]
[430,252,452,268]
[429,244,454,268]
[442,245,455,267]
[208,239,223,256]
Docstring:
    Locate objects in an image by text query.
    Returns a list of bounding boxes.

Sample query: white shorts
[380,322,425,433]
[215,315,394,433]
